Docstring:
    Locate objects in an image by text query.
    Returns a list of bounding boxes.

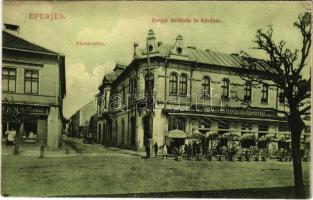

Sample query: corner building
[96,30,296,151]
[2,30,66,150]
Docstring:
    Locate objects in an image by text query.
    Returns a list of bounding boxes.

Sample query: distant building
[96,30,310,152]
[69,99,97,138]
[2,27,66,150]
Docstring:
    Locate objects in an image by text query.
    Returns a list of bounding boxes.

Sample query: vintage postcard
[1,1,312,198]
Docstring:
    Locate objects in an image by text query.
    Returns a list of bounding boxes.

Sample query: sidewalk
[1,143,77,157]
[64,136,146,158]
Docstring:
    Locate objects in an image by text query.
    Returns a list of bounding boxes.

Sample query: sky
[3,1,311,118]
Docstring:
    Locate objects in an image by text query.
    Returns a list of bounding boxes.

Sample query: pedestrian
[162,144,167,159]
[153,142,158,158]
[184,144,187,158]
[178,146,183,161]
[6,128,16,146]
[188,143,192,160]
[145,141,150,159]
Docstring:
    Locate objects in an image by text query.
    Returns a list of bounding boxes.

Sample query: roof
[3,31,59,55]
[101,64,126,85]
[137,44,243,68]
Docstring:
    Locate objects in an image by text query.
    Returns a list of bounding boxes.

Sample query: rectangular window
[279,89,285,104]
[221,79,229,99]
[261,84,268,103]
[241,122,253,134]
[168,117,186,131]
[244,82,252,102]
[278,123,289,132]
[2,68,16,92]
[24,70,39,94]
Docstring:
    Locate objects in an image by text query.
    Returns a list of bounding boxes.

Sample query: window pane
[8,80,15,92]
[25,81,31,93]
[32,71,39,78]
[32,81,38,93]
[25,71,32,78]
[2,79,8,91]
[2,69,8,76]
[9,69,16,76]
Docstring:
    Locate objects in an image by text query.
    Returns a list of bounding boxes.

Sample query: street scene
[1,136,311,198]
[2,1,312,198]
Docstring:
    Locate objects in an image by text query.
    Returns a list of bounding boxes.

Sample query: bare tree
[238,12,311,198]
[3,98,35,155]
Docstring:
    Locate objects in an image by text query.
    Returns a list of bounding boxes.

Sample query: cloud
[63,61,116,117]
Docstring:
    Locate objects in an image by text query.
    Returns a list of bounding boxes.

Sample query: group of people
[152,143,168,159]
[149,142,207,161]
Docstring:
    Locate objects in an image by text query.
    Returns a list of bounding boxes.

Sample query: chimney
[133,42,139,58]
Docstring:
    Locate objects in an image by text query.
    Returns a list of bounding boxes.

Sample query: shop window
[24,122,37,138]
[258,123,269,138]
[168,117,186,131]
[218,121,230,134]
[25,70,39,94]
[278,123,289,132]
[241,122,253,134]
[2,67,16,92]
[199,120,211,129]
[259,123,269,132]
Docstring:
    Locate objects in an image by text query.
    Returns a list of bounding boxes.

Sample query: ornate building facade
[96,30,308,151]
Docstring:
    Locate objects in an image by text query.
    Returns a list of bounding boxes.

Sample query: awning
[220,132,242,140]
[242,133,257,140]
[258,133,276,142]
[165,130,187,138]
[206,131,219,140]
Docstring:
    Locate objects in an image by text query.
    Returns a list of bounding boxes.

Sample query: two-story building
[2,27,66,150]
[96,29,306,151]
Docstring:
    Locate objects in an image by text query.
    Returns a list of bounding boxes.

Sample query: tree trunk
[13,123,23,155]
[288,114,305,198]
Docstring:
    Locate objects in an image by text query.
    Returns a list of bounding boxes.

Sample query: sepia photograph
[1,1,312,198]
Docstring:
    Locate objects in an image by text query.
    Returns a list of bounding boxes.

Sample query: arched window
[221,79,230,99]
[202,76,211,98]
[179,74,188,95]
[261,84,268,103]
[169,73,178,95]
[244,81,252,102]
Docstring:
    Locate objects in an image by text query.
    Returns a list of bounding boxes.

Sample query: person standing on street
[162,144,168,159]
[6,128,16,146]
[145,140,150,159]
[153,142,158,158]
